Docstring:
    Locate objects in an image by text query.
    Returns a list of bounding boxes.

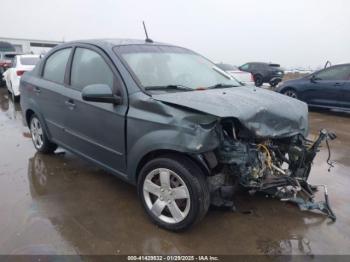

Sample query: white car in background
[216,63,254,86]
[3,54,40,99]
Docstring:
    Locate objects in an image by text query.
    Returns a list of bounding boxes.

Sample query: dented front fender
[126,92,220,183]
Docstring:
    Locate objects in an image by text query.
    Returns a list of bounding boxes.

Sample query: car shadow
[309,107,350,118]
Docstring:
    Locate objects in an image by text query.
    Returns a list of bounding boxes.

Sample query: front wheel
[254,75,263,87]
[29,114,57,154]
[138,155,210,231]
[283,88,298,99]
[269,79,281,87]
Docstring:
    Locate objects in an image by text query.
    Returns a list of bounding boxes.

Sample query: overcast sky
[2,0,349,68]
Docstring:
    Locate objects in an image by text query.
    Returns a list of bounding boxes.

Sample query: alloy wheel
[143,168,191,224]
[30,117,44,149]
[284,90,297,98]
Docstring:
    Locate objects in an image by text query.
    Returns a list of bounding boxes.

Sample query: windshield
[115,45,241,91]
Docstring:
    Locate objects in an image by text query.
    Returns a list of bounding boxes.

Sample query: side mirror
[310,75,321,83]
[82,84,122,104]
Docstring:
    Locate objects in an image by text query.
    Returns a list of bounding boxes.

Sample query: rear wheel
[29,114,57,154]
[138,155,210,231]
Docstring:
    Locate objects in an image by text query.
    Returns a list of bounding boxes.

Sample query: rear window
[20,57,40,65]
[269,63,280,67]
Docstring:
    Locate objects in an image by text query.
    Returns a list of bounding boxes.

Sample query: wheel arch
[24,108,52,140]
[282,86,297,92]
[133,149,211,185]
[25,109,35,126]
[253,73,263,80]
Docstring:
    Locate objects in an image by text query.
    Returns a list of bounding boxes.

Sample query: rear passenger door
[63,45,128,176]
[37,48,72,143]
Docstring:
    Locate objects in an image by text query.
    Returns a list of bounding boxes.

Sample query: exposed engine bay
[206,118,337,221]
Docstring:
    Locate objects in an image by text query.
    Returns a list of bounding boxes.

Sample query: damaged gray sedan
[20,39,336,231]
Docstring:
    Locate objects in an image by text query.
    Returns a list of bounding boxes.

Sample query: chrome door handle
[65,100,76,109]
[34,87,41,93]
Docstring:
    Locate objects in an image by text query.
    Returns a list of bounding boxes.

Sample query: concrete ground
[0,88,349,255]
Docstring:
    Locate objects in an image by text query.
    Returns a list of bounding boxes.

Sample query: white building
[0,37,63,55]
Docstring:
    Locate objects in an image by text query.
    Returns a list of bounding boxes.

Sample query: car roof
[61,38,175,49]
[327,63,350,68]
[246,62,268,65]
[245,62,282,68]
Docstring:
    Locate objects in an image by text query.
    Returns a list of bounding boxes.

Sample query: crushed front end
[206,118,337,221]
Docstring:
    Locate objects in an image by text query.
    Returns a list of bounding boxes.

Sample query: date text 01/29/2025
[127,255,219,261]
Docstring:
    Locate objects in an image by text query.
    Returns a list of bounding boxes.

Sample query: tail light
[16,70,25,76]
[0,61,11,68]
[251,73,254,82]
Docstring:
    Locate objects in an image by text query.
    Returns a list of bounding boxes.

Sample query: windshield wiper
[144,85,193,91]
[206,83,239,89]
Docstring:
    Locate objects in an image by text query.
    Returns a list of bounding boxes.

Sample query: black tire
[269,80,280,87]
[138,154,210,231]
[29,114,57,154]
[283,88,298,99]
[254,74,263,87]
[13,95,20,103]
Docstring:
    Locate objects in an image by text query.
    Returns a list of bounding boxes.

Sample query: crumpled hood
[152,86,309,138]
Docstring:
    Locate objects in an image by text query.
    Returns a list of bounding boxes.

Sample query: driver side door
[304,65,348,107]
[62,45,128,176]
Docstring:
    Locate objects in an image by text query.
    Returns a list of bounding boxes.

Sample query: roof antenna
[143,21,153,43]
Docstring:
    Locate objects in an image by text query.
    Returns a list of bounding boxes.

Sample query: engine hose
[257,144,272,168]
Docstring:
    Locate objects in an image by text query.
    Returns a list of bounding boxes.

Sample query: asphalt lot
[0,87,350,255]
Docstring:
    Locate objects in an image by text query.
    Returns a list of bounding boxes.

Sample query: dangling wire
[326,139,335,172]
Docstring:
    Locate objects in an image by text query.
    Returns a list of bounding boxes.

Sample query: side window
[70,48,114,91]
[43,48,71,84]
[316,66,350,81]
[343,65,350,80]
[240,64,249,70]
[251,64,261,70]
